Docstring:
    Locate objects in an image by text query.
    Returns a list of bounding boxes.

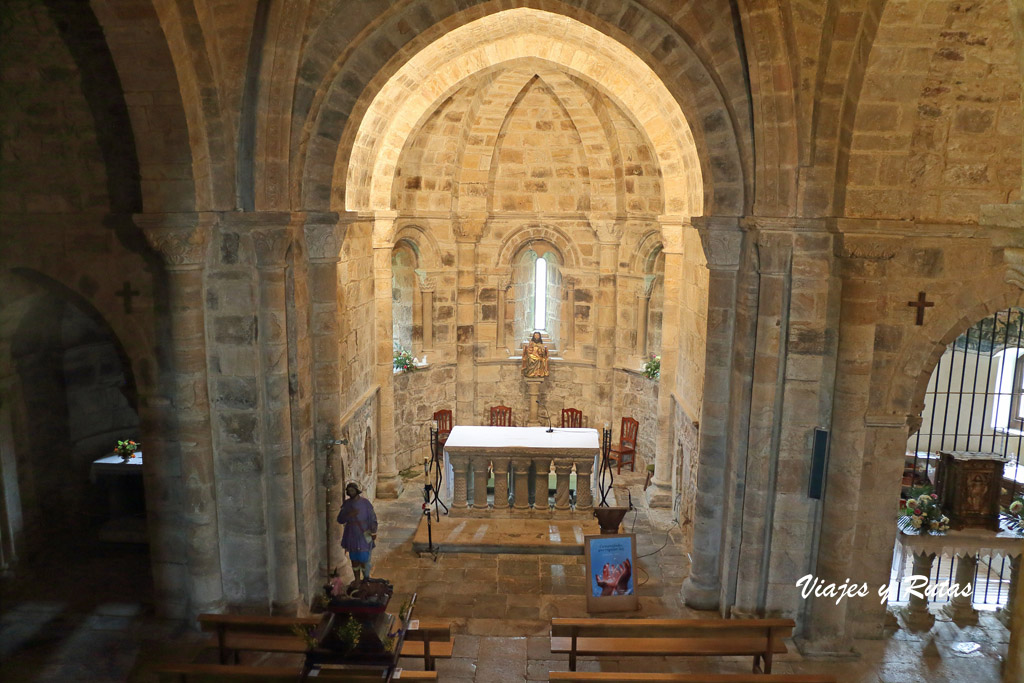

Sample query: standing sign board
[584,533,639,613]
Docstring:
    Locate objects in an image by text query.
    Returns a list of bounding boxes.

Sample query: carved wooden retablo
[935,451,1011,531]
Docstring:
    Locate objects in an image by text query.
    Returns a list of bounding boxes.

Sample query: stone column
[802,236,897,652]
[647,216,687,508]
[636,288,650,357]
[373,211,402,498]
[1004,554,1023,681]
[564,277,577,353]
[451,455,469,509]
[512,457,532,510]
[997,554,1021,628]
[534,458,551,510]
[526,377,544,426]
[553,460,573,511]
[492,458,510,509]
[473,458,490,509]
[903,551,937,632]
[454,221,482,426]
[247,217,303,613]
[137,212,224,617]
[496,279,511,352]
[591,216,622,428]
[304,214,346,575]
[681,221,742,610]
[575,456,594,511]
[732,231,792,618]
[942,554,978,623]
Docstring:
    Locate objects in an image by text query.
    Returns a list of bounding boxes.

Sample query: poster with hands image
[584,533,639,613]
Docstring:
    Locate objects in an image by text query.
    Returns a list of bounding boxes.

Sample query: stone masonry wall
[611,369,658,470]
[673,398,699,549]
[393,363,456,472]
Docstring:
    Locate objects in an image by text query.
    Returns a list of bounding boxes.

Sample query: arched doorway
[0,270,151,611]
[887,309,1023,620]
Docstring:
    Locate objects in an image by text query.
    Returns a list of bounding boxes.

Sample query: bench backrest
[156,664,300,682]
[198,613,321,634]
[550,617,795,641]
[549,675,834,682]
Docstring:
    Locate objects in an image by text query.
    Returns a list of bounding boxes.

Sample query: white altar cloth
[443,426,599,454]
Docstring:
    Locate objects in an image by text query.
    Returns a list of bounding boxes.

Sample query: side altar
[443,425,599,515]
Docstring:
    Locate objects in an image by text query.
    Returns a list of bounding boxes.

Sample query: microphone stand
[536,400,554,433]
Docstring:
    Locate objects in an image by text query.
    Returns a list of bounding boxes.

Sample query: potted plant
[641,354,660,379]
[898,486,950,535]
[114,439,140,463]
[393,347,417,373]
[1001,497,1024,535]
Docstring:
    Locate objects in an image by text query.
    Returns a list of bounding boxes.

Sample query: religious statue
[521,331,549,378]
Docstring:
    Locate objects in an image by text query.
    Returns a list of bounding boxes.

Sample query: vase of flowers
[1001,497,1024,535]
[393,347,417,373]
[114,439,139,462]
[898,486,950,535]
[642,354,660,380]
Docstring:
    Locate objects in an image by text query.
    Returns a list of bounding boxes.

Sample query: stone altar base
[411,515,595,555]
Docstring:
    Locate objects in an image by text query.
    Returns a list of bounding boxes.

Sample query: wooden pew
[549,675,835,682]
[197,613,316,664]
[156,663,300,682]
[400,618,453,671]
[197,613,452,671]
[550,618,795,673]
[156,663,439,681]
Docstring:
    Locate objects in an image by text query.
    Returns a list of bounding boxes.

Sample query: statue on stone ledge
[521,331,549,378]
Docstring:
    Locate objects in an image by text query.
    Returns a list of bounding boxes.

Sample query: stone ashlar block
[214,315,257,345]
[218,412,258,444]
[214,376,258,409]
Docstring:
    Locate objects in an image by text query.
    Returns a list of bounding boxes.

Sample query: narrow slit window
[534,257,547,331]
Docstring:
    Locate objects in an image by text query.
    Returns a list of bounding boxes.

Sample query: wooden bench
[156,663,300,682]
[400,618,453,671]
[549,675,835,682]
[550,618,795,673]
[197,613,452,670]
[198,613,318,664]
[156,663,438,681]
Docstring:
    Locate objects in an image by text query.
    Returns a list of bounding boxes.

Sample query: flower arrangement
[393,346,417,373]
[114,439,140,461]
[1001,497,1024,534]
[642,354,660,379]
[898,486,950,535]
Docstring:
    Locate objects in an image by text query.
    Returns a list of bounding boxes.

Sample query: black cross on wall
[116,281,140,314]
[907,291,934,326]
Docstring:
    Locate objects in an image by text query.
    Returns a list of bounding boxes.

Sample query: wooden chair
[561,408,583,428]
[433,409,453,446]
[490,405,513,426]
[609,417,638,473]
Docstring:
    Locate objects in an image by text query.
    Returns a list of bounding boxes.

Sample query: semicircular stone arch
[495,223,583,272]
[292,3,744,219]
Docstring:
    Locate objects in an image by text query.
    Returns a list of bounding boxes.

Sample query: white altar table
[443,426,600,513]
[895,525,1022,629]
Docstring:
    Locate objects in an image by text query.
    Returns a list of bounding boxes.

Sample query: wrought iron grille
[889,308,1023,607]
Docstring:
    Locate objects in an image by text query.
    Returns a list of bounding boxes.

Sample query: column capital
[135,212,217,270]
[696,223,743,271]
[553,459,574,474]
[303,213,345,263]
[588,212,626,242]
[414,268,437,292]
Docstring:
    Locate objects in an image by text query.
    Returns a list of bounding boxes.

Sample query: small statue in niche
[521,331,549,378]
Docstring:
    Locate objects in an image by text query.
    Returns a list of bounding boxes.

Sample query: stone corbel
[589,212,625,242]
[1004,247,1024,289]
[135,212,217,269]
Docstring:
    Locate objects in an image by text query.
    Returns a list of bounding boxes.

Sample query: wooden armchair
[490,405,514,426]
[561,408,583,428]
[433,409,453,446]
[609,417,638,473]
